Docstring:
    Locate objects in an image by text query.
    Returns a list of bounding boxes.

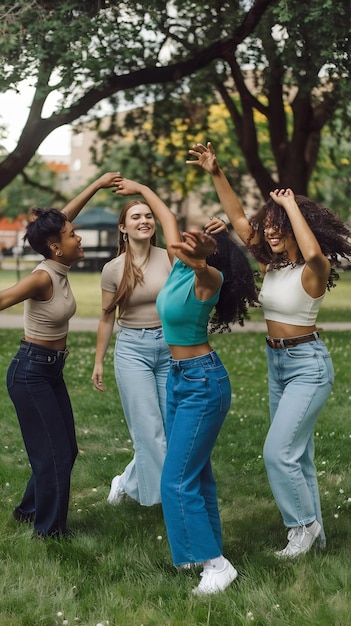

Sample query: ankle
[203,555,225,570]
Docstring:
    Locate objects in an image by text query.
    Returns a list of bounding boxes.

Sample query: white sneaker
[275,520,321,558]
[192,558,238,595]
[107,475,125,505]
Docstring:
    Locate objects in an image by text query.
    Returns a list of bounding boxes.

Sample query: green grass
[0,267,351,320]
[0,329,350,626]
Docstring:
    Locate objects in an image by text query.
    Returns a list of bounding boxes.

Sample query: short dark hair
[24,208,67,258]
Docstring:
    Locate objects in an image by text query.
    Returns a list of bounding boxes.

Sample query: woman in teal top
[114,174,257,596]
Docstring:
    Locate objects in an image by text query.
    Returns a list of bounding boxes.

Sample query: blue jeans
[6,340,78,536]
[263,337,334,546]
[114,327,169,505]
[161,351,231,566]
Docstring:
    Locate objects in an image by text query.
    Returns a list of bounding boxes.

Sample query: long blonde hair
[104,200,157,316]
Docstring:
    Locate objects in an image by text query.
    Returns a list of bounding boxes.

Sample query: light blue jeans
[263,336,334,546]
[161,351,232,566]
[114,327,169,506]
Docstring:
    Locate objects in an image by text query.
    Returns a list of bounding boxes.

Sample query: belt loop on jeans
[20,339,31,353]
[57,349,70,360]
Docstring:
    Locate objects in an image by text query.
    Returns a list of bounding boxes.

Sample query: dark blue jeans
[6,340,78,536]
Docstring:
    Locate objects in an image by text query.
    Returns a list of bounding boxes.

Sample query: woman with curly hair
[113,174,257,595]
[187,142,351,558]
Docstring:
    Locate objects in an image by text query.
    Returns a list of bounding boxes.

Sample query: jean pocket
[217,374,231,414]
[6,358,19,390]
[181,366,206,383]
[323,354,334,385]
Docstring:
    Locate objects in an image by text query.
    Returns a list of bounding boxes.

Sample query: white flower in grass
[157,535,162,541]
[57,612,64,618]
[247,610,254,620]
[339,489,344,494]
[347,498,351,503]
[334,513,339,518]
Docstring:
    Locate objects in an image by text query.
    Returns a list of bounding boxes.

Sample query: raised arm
[170,230,222,300]
[186,142,256,246]
[62,172,121,222]
[114,177,180,263]
[270,189,330,288]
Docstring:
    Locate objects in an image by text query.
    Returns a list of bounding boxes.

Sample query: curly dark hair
[248,195,351,289]
[206,230,259,328]
[23,208,67,258]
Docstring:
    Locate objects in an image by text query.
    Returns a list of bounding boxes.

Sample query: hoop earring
[55,250,63,257]
[123,233,128,242]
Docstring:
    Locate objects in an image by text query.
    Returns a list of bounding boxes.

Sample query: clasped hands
[171,231,217,271]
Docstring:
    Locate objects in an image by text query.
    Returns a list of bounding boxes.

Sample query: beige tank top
[101,246,171,328]
[24,259,76,340]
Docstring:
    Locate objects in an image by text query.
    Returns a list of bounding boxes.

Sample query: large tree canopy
[0,0,349,201]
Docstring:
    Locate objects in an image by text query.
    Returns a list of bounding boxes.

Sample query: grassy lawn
[0,329,350,626]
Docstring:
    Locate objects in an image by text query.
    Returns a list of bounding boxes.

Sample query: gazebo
[72,207,119,270]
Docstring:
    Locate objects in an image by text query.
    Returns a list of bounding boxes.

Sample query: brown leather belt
[266,332,319,349]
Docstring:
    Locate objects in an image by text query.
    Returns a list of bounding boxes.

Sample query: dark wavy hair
[206,230,259,329]
[247,195,351,289]
[23,208,67,258]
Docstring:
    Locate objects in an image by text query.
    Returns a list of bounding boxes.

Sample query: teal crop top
[156,259,223,346]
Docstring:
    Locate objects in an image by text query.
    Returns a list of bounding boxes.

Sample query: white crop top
[24,259,76,340]
[258,264,325,325]
[101,246,171,328]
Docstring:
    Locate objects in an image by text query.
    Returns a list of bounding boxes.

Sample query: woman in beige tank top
[1,173,121,538]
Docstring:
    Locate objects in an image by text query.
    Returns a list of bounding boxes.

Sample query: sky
[0,88,71,156]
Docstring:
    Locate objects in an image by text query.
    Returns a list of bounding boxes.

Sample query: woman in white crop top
[187,142,351,558]
[0,172,121,538]
[91,198,227,507]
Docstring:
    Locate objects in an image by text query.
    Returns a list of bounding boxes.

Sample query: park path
[0,313,351,333]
